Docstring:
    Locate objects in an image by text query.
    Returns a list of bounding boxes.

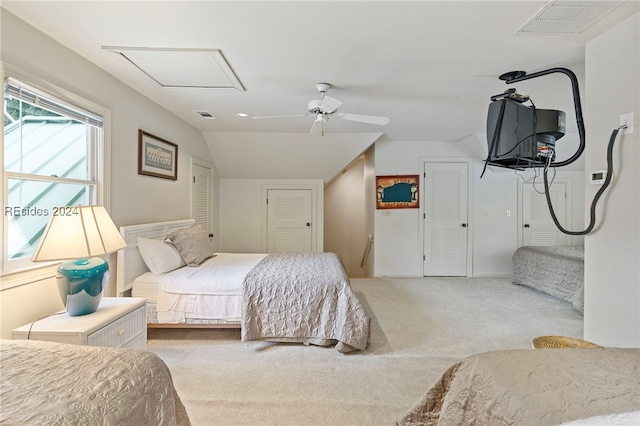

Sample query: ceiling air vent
[515,0,625,35]
[194,110,216,119]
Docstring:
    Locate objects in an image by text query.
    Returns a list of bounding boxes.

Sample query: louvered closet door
[522,182,567,246]
[192,163,212,233]
[423,162,468,276]
[267,189,312,253]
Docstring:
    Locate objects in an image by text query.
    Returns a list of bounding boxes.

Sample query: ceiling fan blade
[337,113,389,125]
[251,113,309,119]
[320,95,343,113]
[310,115,325,134]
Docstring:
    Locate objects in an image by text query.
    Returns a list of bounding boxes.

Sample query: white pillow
[137,236,186,274]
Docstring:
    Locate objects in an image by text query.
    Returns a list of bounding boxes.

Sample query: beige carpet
[147,277,584,426]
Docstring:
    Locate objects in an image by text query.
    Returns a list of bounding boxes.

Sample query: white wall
[363,145,376,277]
[373,140,469,276]
[325,158,366,278]
[218,178,324,253]
[373,138,586,277]
[204,132,379,181]
[584,14,640,347]
[472,161,519,275]
[1,10,212,228]
[0,10,213,338]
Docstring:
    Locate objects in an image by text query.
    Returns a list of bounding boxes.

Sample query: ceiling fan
[251,83,390,135]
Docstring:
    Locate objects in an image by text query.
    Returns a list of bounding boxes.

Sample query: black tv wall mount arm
[500,67,585,168]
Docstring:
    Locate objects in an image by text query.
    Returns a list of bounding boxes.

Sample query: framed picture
[138,130,178,180]
[376,175,419,209]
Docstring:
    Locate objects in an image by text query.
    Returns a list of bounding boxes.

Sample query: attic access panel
[103,47,245,90]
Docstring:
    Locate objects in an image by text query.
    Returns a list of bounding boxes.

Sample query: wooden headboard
[116,219,195,296]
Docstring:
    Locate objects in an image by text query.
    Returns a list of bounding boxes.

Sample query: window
[3,77,106,274]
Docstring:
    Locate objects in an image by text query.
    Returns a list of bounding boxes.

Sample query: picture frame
[138,130,178,180]
[376,175,419,209]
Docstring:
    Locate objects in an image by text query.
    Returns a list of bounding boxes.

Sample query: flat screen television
[485,98,566,169]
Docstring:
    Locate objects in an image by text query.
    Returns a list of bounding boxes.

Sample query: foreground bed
[0,339,190,425]
[512,245,584,313]
[118,220,370,353]
[396,347,640,425]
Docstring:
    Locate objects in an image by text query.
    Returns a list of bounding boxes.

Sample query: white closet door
[192,163,212,233]
[423,162,468,276]
[267,189,312,253]
[522,182,567,246]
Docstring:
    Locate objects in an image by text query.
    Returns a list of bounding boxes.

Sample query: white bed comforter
[159,253,267,294]
[156,253,266,323]
[241,252,371,353]
[153,251,371,353]
[0,339,190,426]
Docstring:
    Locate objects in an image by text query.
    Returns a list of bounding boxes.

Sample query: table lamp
[31,206,127,316]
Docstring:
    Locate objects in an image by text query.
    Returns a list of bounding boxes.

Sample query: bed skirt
[145,302,240,327]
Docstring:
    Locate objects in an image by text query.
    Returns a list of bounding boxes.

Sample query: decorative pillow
[167,224,214,266]
[137,237,186,274]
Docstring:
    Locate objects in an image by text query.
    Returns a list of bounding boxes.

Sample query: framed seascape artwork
[376,175,419,209]
[138,130,178,180]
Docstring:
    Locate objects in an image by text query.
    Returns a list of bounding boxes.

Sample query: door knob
[524,224,530,228]
[306,223,311,227]
[461,223,467,228]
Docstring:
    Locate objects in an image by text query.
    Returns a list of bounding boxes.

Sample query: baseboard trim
[374,274,421,278]
[472,273,512,278]
[371,273,512,279]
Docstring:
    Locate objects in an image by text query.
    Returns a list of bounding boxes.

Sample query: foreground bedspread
[241,252,370,353]
[0,339,191,426]
[397,348,640,426]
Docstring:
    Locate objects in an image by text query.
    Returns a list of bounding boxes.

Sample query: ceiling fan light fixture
[308,99,324,114]
[251,82,389,134]
[310,114,326,135]
[315,83,331,94]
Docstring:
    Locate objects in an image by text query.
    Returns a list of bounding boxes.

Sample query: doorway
[520,181,568,246]
[191,159,213,234]
[266,189,313,252]
[423,161,470,276]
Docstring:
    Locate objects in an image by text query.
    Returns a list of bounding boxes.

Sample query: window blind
[4,77,103,128]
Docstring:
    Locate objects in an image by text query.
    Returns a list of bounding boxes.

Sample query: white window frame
[1,67,112,284]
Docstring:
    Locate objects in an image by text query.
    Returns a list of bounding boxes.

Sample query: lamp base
[57,258,109,316]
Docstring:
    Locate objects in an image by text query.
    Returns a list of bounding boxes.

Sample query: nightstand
[12,297,147,349]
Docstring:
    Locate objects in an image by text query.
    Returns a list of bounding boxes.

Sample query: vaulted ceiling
[3,1,637,178]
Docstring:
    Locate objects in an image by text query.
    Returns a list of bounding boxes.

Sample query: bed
[117,219,370,353]
[512,245,584,313]
[396,347,640,425]
[0,339,191,425]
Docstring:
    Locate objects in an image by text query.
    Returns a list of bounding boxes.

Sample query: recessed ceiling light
[236,113,249,118]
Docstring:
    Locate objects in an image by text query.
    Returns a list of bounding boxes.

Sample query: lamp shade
[32,206,127,262]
